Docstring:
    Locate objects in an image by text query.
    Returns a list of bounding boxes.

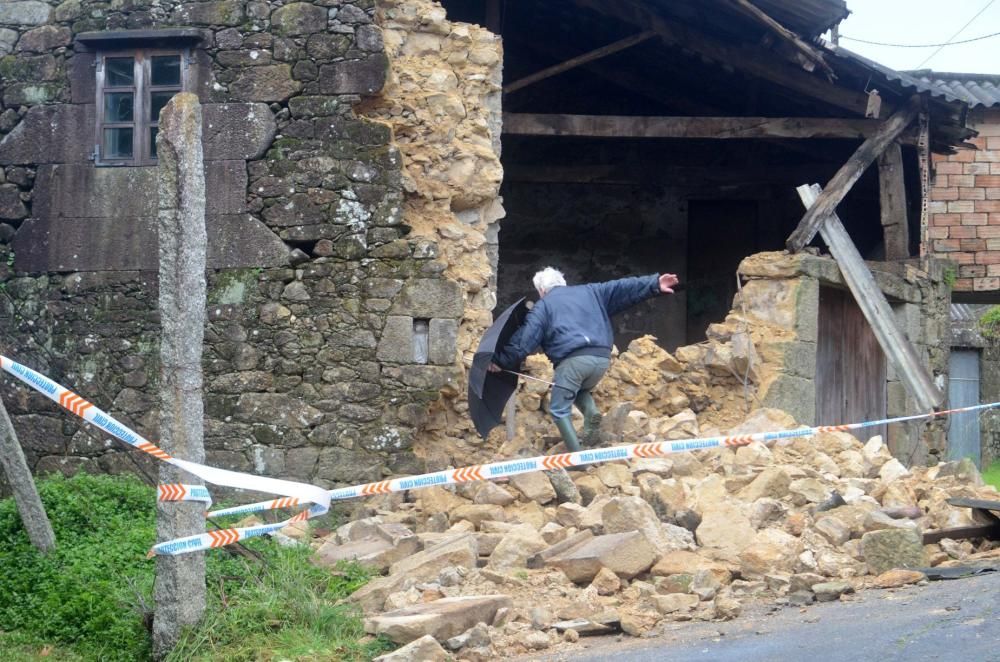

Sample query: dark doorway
[686,200,759,343]
[816,286,887,440]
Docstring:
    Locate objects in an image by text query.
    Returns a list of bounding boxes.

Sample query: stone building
[0,0,982,487]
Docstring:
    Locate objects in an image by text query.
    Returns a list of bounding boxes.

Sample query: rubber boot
[576,392,603,447]
[553,416,581,453]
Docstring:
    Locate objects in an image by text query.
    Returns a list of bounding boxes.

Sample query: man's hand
[659,273,679,294]
[488,362,502,373]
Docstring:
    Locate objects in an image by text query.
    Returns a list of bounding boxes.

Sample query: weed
[0,474,387,661]
[983,460,1000,490]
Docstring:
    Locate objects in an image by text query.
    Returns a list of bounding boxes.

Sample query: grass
[983,460,1000,491]
[0,473,391,661]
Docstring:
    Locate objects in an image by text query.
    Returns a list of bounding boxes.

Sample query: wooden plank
[797,184,944,411]
[923,523,1000,544]
[786,98,920,252]
[504,31,655,94]
[878,141,910,259]
[504,113,888,140]
[0,396,56,553]
[573,0,881,117]
[946,497,1000,514]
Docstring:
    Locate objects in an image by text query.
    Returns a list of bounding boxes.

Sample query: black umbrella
[468,297,528,438]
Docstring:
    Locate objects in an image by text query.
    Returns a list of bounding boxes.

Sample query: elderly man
[491,267,678,452]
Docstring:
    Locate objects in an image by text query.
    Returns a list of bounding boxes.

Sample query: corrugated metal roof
[829,47,967,104]
[750,0,850,38]
[951,303,991,323]
[906,71,1000,108]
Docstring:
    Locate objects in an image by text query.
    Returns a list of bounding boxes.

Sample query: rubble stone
[874,569,927,588]
[488,525,547,569]
[546,531,657,583]
[374,634,450,661]
[696,503,755,553]
[651,550,733,585]
[590,567,622,595]
[653,593,699,614]
[812,581,854,602]
[602,496,694,554]
[352,535,478,613]
[366,594,512,644]
[509,472,556,504]
[861,529,926,575]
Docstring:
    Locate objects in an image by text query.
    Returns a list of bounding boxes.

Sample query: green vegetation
[983,460,1000,491]
[0,474,389,662]
[942,266,957,289]
[980,305,1000,340]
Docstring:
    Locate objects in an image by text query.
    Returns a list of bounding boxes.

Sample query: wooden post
[786,98,920,252]
[0,396,55,553]
[153,92,207,658]
[878,141,910,259]
[798,184,943,411]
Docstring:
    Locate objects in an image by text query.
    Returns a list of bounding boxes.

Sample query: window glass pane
[105,57,134,86]
[150,127,159,159]
[150,91,175,121]
[104,92,134,122]
[151,55,181,86]
[103,127,133,159]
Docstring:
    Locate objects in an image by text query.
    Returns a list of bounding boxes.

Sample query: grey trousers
[549,355,610,419]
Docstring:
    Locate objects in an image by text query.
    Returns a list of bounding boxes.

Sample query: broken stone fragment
[860,528,926,575]
[873,568,927,588]
[373,634,450,662]
[653,592,699,615]
[352,535,478,613]
[315,522,420,573]
[812,580,854,602]
[602,495,694,554]
[365,594,512,644]
[545,531,657,583]
[589,566,622,595]
[487,525,547,569]
[508,471,556,504]
[650,550,733,585]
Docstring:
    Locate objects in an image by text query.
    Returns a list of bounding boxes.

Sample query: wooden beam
[505,163,836,185]
[504,113,890,140]
[725,0,833,77]
[573,0,881,117]
[878,141,910,259]
[504,31,656,94]
[797,183,944,411]
[786,98,920,252]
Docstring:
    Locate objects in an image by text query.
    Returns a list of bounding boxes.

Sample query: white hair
[533,267,566,295]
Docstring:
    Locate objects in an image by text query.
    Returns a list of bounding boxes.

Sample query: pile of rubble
[279,407,1000,660]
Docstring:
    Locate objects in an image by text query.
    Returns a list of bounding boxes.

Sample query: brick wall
[929,108,1000,292]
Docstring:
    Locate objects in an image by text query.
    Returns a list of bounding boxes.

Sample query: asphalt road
[532,571,1000,662]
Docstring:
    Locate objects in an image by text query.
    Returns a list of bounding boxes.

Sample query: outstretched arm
[594,273,678,316]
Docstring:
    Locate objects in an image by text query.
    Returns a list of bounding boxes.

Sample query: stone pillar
[153,92,207,658]
[0,396,55,553]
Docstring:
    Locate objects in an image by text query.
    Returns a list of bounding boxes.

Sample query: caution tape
[0,355,330,557]
[4,353,999,555]
[220,400,1000,517]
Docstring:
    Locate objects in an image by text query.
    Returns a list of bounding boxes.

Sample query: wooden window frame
[95,48,190,166]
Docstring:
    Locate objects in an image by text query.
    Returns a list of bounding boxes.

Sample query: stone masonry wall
[928,107,1000,292]
[737,252,951,465]
[0,0,475,488]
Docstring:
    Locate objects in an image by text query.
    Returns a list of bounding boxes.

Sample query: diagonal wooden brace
[787,98,920,252]
[797,184,943,411]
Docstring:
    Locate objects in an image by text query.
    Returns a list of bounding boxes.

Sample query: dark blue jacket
[495,274,662,369]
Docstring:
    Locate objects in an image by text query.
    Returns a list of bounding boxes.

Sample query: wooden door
[816,286,887,441]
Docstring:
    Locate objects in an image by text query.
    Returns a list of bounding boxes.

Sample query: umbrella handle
[463,356,576,393]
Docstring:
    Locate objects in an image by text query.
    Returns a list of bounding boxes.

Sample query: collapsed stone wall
[0,0,475,487]
[365,0,505,471]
